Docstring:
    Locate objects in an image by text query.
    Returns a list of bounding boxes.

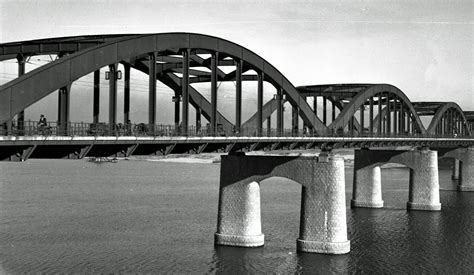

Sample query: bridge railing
[0,120,472,139]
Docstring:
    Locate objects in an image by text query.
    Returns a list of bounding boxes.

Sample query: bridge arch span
[425,102,471,136]
[0,33,328,134]
[328,84,427,135]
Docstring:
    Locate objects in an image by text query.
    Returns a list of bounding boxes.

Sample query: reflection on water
[0,160,473,273]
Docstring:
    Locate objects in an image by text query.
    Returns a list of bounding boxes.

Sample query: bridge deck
[0,135,472,162]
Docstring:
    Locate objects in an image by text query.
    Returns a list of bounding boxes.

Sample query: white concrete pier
[215,154,350,254]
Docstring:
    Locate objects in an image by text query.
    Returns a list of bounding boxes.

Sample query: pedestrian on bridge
[37,114,48,135]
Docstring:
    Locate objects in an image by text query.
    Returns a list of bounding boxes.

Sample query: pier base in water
[442,147,474,192]
[215,154,350,254]
[352,149,441,211]
[351,166,384,208]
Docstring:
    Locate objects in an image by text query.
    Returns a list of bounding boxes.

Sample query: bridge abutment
[351,166,384,208]
[214,154,350,254]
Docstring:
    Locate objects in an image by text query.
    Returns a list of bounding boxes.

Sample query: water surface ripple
[0,159,472,273]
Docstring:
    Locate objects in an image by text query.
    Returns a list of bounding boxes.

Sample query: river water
[0,158,473,273]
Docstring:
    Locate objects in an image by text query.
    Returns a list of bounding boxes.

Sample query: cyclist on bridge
[38,114,48,134]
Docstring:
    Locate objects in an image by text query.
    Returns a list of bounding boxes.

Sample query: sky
[0,0,472,126]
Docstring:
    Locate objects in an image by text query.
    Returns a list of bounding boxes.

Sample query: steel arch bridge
[0,33,473,139]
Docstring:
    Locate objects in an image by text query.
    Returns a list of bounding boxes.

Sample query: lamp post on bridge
[106,64,121,135]
[274,88,285,137]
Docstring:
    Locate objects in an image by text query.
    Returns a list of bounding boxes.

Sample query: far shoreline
[100,148,453,170]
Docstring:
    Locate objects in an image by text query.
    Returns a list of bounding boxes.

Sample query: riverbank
[123,148,453,169]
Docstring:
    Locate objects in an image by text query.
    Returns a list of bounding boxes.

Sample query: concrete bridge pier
[351,166,384,208]
[458,147,474,191]
[296,154,350,254]
[452,159,460,180]
[406,149,441,211]
[214,179,264,247]
[352,149,441,211]
[214,154,350,254]
[444,147,474,191]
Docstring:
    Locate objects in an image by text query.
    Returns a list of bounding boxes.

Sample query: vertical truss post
[393,99,398,135]
[257,71,263,137]
[109,63,118,134]
[369,97,374,135]
[406,112,411,134]
[16,54,25,134]
[459,115,462,135]
[445,111,449,135]
[398,103,405,135]
[385,92,391,134]
[451,111,458,135]
[57,85,70,136]
[457,114,461,135]
[347,116,352,135]
[452,111,456,135]
[323,97,327,125]
[182,49,190,135]
[174,94,180,132]
[332,101,336,123]
[447,109,452,134]
[401,104,405,134]
[292,105,299,136]
[124,63,130,124]
[210,51,218,136]
[266,117,271,137]
[148,53,156,134]
[276,87,283,137]
[93,70,100,124]
[359,105,365,135]
[400,103,404,134]
[441,117,445,136]
[235,59,242,135]
[313,96,318,117]
[452,112,456,135]
[378,93,382,135]
[196,107,201,134]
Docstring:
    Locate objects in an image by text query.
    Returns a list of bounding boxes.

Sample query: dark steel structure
[0,33,473,161]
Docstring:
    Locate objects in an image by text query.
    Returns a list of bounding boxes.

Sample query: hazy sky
[0,0,472,124]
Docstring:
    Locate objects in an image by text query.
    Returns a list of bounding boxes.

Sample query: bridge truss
[0,33,473,141]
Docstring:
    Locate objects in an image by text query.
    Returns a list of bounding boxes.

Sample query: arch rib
[328,84,427,135]
[425,102,471,136]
